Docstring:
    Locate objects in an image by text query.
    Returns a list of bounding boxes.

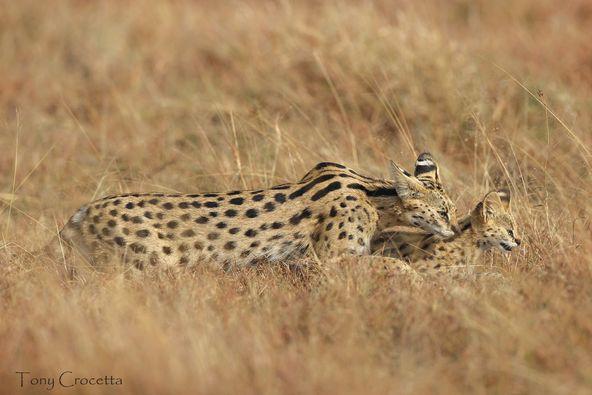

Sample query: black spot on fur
[114,237,125,246]
[245,208,259,218]
[181,229,195,237]
[263,202,275,212]
[107,220,117,228]
[130,243,146,253]
[136,229,150,238]
[252,194,264,202]
[216,222,227,229]
[144,211,153,219]
[329,207,337,217]
[204,201,219,208]
[274,193,286,203]
[250,241,260,248]
[207,233,219,240]
[134,259,145,270]
[229,227,240,234]
[229,197,244,205]
[338,231,347,240]
[191,201,201,208]
[131,216,143,224]
[109,210,118,216]
[271,222,284,229]
[225,209,238,217]
[162,202,174,210]
[178,202,189,209]
[194,241,204,250]
[163,246,172,255]
[125,202,135,209]
[167,221,178,229]
[289,208,312,225]
[148,198,159,205]
[180,213,191,221]
[224,241,236,250]
[245,229,257,237]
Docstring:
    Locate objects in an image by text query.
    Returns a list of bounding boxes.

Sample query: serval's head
[471,189,521,252]
[390,153,457,238]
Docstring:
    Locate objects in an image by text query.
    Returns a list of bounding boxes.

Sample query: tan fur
[56,154,456,273]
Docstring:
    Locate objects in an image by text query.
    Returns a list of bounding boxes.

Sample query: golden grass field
[1,0,592,394]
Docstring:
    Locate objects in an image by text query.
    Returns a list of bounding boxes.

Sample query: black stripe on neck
[347,183,398,197]
[289,174,336,200]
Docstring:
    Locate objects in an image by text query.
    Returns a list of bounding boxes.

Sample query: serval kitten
[372,189,520,275]
[57,153,456,271]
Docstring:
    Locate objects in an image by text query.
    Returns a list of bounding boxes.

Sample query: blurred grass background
[1,0,591,394]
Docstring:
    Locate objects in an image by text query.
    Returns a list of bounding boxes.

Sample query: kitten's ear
[390,160,426,199]
[496,188,511,211]
[414,152,440,184]
[471,201,487,223]
[483,190,505,213]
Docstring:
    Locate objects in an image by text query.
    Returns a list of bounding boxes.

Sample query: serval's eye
[438,210,449,221]
[507,229,514,238]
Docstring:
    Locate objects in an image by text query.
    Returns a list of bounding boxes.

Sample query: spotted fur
[58,153,456,271]
[372,189,520,275]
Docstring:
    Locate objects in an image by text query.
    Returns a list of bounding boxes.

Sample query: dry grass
[1,0,592,394]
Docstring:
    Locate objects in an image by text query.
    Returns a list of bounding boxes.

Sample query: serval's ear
[496,188,511,211]
[482,190,506,218]
[413,152,441,185]
[390,160,426,199]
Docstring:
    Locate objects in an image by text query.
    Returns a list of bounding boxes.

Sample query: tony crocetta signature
[15,371,123,390]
